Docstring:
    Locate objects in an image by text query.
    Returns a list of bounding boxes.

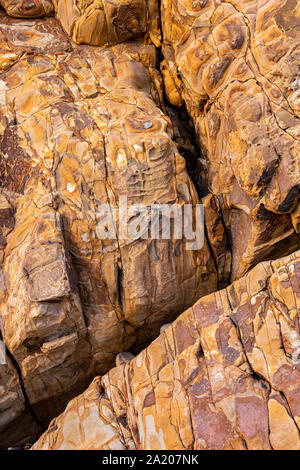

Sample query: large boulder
[33,250,300,450]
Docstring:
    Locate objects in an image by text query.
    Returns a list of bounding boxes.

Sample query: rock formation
[0,0,299,451]
[0,0,161,46]
[33,250,300,450]
[52,0,161,48]
[0,0,53,18]
[161,0,300,279]
[1,0,299,279]
[0,8,230,447]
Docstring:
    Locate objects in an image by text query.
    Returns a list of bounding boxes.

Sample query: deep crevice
[165,103,209,200]
[1,338,45,434]
[154,0,209,201]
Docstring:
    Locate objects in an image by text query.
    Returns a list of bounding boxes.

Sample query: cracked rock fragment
[33,250,300,450]
[0,352,40,449]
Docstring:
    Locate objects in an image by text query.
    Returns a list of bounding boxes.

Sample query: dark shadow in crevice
[166,103,209,199]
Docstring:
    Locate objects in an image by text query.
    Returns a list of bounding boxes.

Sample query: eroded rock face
[161,0,300,279]
[0,0,299,451]
[52,0,161,48]
[0,11,230,446]
[0,0,54,18]
[33,250,300,450]
[3,0,298,280]
[0,349,41,449]
[0,0,161,47]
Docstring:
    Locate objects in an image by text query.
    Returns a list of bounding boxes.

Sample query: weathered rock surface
[0,0,161,47]
[0,0,299,451]
[0,348,41,448]
[3,0,299,281]
[0,0,54,18]
[33,251,300,450]
[33,250,300,450]
[52,0,161,48]
[161,0,300,279]
[0,11,230,447]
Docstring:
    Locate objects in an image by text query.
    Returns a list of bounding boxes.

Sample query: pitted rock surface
[0,0,299,451]
[161,0,300,279]
[0,11,230,446]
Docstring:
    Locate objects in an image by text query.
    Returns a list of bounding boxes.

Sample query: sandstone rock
[0,0,54,18]
[0,11,229,446]
[52,0,161,48]
[115,351,134,366]
[0,193,14,263]
[0,0,161,47]
[10,0,297,281]
[160,322,172,333]
[33,250,300,450]
[0,0,299,451]
[161,0,300,279]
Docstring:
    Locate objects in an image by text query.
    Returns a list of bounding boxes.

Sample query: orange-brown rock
[161,0,300,279]
[0,0,161,47]
[0,0,54,18]
[52,0,161,48]
[0,0,299,452]
[33,250,300,450]
[0,11,230,447]
[0,346,41,448]
[5,0,298,281]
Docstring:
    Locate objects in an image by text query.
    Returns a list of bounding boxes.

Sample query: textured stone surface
[0,0,161,47]
[0,11,230,446]
[161,0,300,279]
[3,0,297,280]
[52,0,161,48]
[0,349,41,448]
[33,250,300,450]
[0,0,54,18]
[0,0,299,451]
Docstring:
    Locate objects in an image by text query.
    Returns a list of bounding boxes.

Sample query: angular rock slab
[33,250,300,450]
[0,12,229,444]
[161,0,300,279]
